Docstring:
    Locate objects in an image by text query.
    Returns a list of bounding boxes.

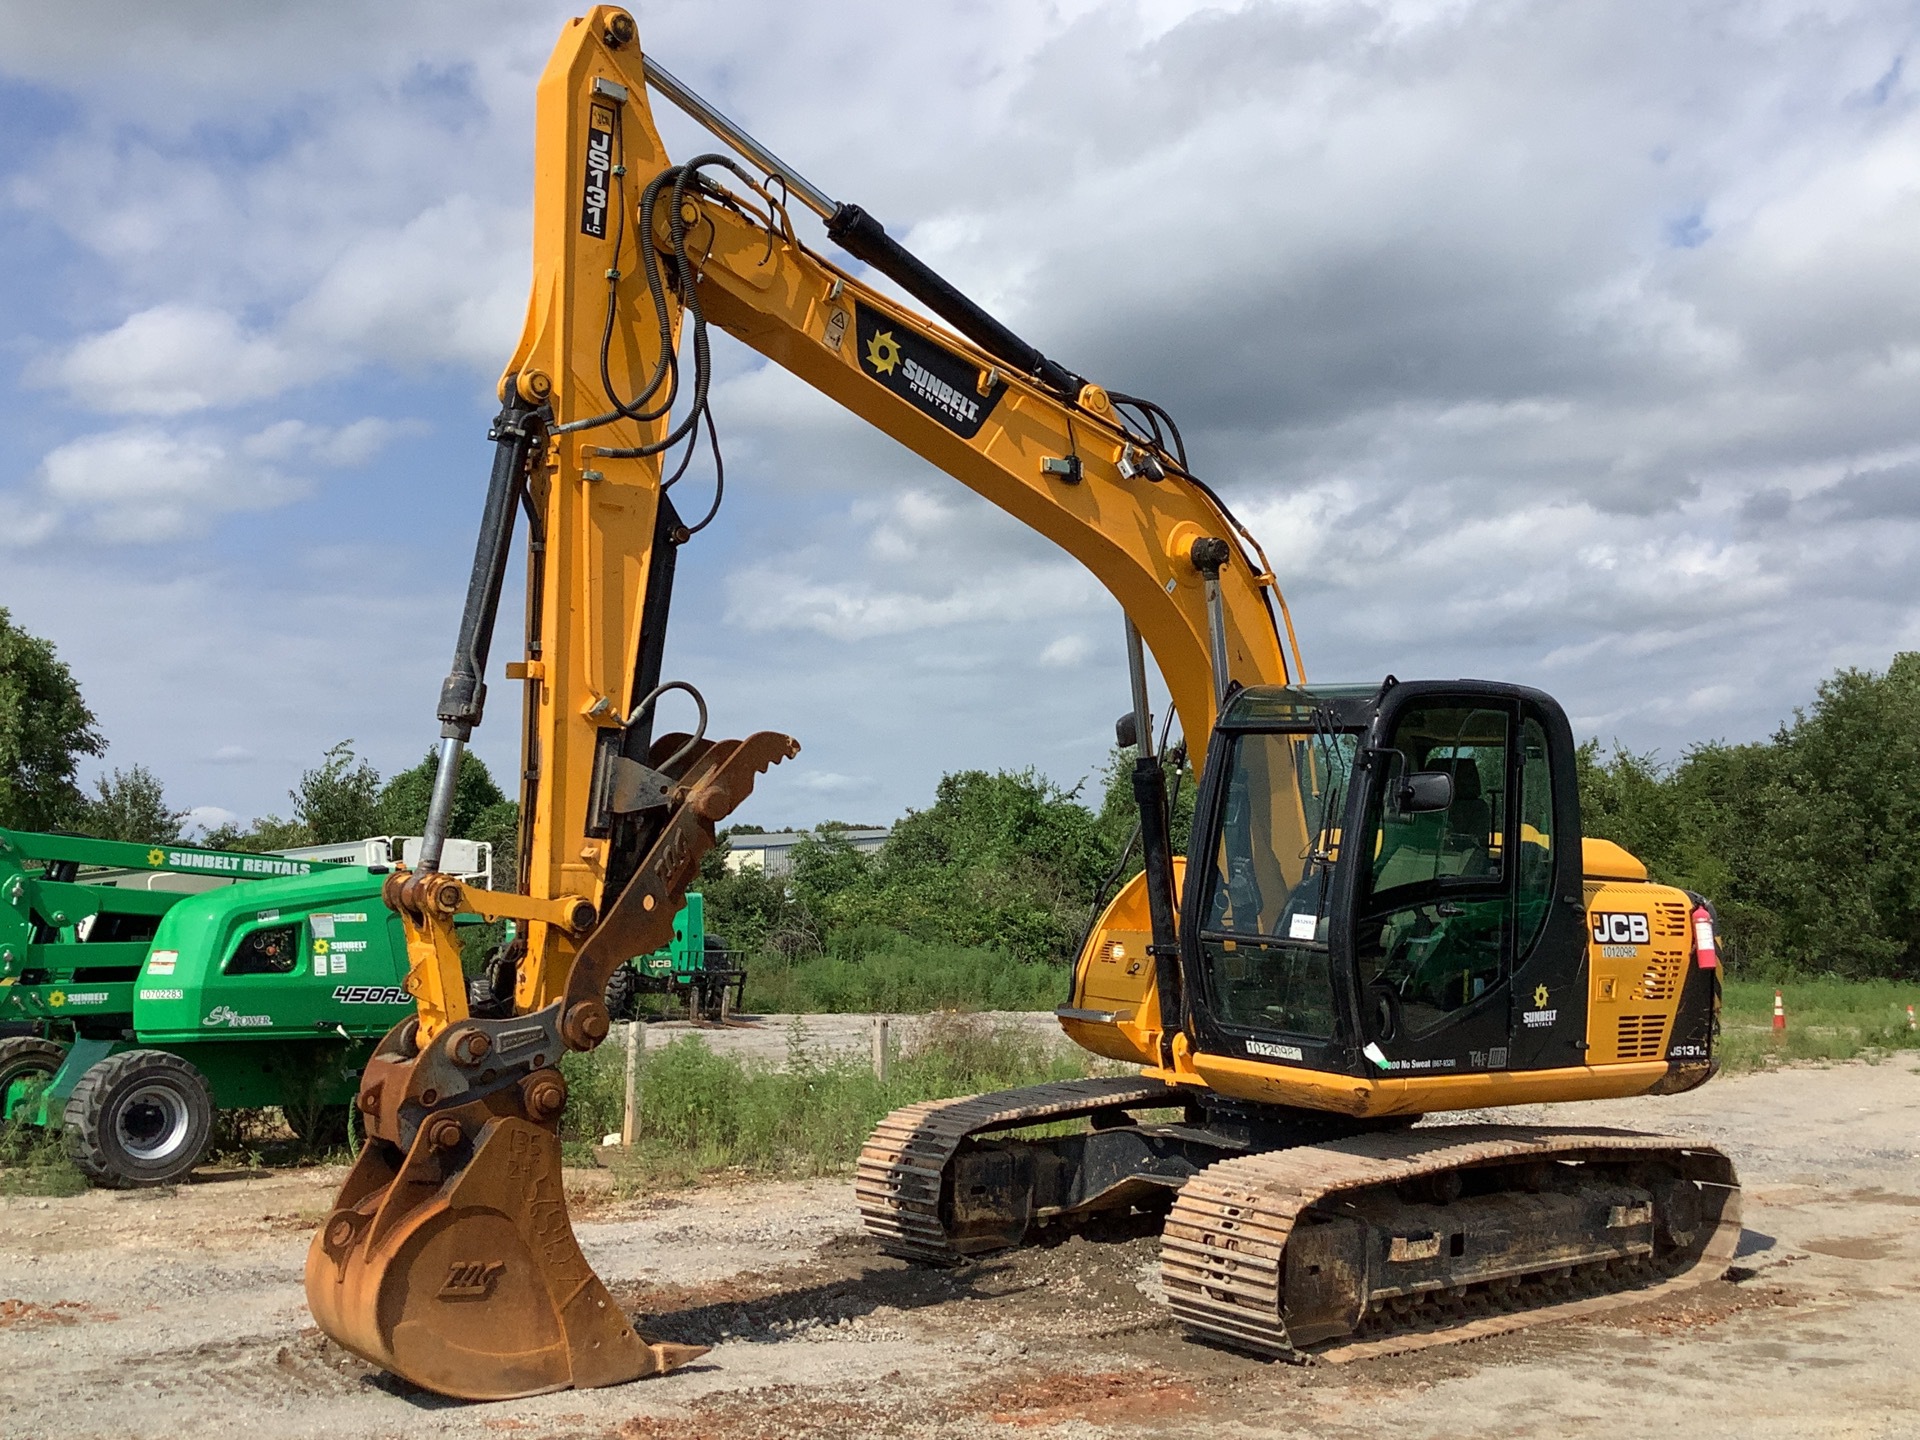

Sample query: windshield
[1199,727,1359,1038]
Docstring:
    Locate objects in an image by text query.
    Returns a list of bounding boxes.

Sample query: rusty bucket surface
[306,1094,705,1399]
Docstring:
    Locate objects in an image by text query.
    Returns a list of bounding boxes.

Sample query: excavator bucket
[306,730,797,1400]
[305,1098,703,1398]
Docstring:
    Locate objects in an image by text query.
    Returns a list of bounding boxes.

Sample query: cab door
[1349,697,1517,1075]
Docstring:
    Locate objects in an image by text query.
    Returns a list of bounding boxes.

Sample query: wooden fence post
[621,1019,645,1146]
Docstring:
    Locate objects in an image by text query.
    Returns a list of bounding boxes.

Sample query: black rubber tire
[62,1049,215,1189]
[0,1036,66,1122]
[604,964,640,1023]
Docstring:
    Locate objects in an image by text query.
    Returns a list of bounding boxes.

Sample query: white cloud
[53,304,310,415]
[39,426,304,541]
[792,771,877,796]
[184,805,239,835]
[1039,634,1093,668]
[726,559,1099,641]
[285,195,528,374]
[0,492,59,549]
[240,416,424,467]
[22,416,409,543]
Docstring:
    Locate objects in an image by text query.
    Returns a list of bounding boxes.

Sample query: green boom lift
[0,828,425,1186]
[0,827,724,1186]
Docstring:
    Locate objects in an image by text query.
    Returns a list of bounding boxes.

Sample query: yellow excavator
[304,7,1740,1399]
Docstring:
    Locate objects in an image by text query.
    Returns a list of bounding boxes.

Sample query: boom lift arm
[306,6,1295,1400]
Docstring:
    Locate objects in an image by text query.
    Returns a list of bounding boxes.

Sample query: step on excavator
[304,7,1740,1399]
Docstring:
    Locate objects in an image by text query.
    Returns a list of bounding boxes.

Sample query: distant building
[724,827,890,878]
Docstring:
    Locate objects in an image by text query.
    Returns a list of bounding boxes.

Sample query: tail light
[1691,905,1718,968]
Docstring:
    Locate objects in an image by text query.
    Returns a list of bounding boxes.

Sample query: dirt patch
[1803,1235,1898,1261]
[0,1297,117,1328]
[612,1378,945,1440]
[1847,1187,1920,1208]
[3,1048,1920,1439]
[977,1368,1203,1428]
[1602,1277,1801,1335]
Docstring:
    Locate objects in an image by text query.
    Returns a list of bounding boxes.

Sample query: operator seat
[1436,759,1492,876]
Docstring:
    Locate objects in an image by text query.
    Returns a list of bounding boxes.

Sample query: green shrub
[744,931,1065,1013]
[0,1119,86,1196]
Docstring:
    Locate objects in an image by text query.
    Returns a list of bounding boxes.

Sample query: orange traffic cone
[1907,1004,1915,1033]
[1773,990,1786,1034]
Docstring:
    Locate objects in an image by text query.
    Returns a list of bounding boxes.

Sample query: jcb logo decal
[438,1259,506,1300]
[1591,912,1649,946]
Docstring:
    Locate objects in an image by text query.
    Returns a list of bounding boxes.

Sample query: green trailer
[0,828,416,1186]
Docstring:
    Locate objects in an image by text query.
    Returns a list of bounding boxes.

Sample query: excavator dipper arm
[306,5,1291,1400]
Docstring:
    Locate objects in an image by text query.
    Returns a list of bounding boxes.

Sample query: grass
[743,935,1067,1014]
[0,1119,87,1197]
[1718,976,1920,1072]
[560,1012,1092,1189]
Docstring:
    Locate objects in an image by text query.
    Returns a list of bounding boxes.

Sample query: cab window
[1198,728,1356,1039]
[225,923,300,976]
[1515,713,1555,958]
[1355,704,1511,1040]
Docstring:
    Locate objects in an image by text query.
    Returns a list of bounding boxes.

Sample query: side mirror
[1398,770,1453,814]
[1115,711,1140,749]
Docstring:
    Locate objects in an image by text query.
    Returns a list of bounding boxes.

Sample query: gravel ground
[1,1035,1916,1440]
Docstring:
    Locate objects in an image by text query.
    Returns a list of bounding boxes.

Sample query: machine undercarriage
[858,1079,1741,1357]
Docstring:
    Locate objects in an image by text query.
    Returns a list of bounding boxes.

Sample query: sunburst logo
[865,329,902,375]
[1533,984,1550,1008]
[48,990,66,1008]
[147,848,167,867]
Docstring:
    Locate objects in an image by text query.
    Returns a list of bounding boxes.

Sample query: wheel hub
[117,1085,191,1161]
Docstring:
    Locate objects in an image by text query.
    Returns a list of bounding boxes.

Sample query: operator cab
[1182,679,1588,1081]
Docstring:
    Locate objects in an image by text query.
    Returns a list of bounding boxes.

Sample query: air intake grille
[1638,954,1684,1002]
[1653,901,1689,939]
[1617,1014,1667,1059]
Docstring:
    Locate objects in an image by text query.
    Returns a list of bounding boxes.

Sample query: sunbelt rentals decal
[143,848,316,878]
[854,301,1005,440]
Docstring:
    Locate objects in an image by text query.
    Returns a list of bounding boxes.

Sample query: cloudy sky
[1,0,1916,835]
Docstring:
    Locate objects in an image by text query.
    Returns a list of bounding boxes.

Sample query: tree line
[1577,652,1920,980]
[3,605,1916,979]
[0,607,517,869]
